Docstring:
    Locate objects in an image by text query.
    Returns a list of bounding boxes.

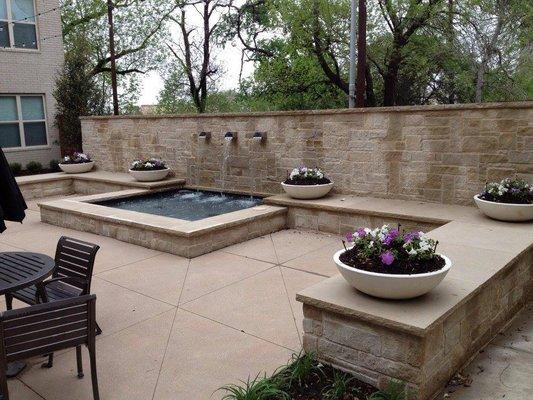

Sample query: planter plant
[129,158,170,182]
[334,225,451,299]
[59,152,94,174]
[281,166,333,199]
[474,178,533,222]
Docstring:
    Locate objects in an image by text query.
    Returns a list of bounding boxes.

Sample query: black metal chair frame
[0,295,100,400]
[5,236,101,368]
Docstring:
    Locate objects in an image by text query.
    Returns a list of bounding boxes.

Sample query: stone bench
[287,195,533,399]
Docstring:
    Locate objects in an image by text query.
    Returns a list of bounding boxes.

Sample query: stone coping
[297,217,533,336]
[16,171,185,189]
[38,189,286,237]
[79,101,532,120]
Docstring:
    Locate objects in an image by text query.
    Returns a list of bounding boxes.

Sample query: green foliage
[49,159,60,172]
[323,370,357,400]
[25,161,43,174]
[53,37,103,154]
[368,380,408,400]
[218,373,290,400]
[9,163,22,175]
[276,351,319,388]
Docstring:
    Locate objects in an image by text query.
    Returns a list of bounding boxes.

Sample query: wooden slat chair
[5,236,101,368]
[0,295,100,400]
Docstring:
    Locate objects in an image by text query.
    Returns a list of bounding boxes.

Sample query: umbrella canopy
[0,147,27,233]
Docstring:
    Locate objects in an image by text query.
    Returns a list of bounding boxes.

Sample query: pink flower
[345,232,354,242]
[356,227,366,238]
[380,251,395,266]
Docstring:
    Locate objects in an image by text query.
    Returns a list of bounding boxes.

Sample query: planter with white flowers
[281,166,333,199]
[334,225,451,299]
[59,152,94,174]
[474,178,533,222]
[129,158,170,182]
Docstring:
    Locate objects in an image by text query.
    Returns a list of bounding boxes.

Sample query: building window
[0,0,38,49]
[0,95,48,149]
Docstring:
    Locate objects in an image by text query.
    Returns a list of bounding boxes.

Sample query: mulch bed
[288,363,377,400]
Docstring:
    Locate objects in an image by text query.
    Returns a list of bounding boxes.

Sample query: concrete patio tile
[445,345,533,399]
[2,210,42,234]
[283,241,342,277]
[223,234,279,264]
[97,253,190,305]
[0,242,24,252]
[271,229,339,263]
[91,277,174,337]
[182,267,301,350]
[20,310,175,400]
[180,251,274,302]
[7,379,44,400]
[152,310,293,400]
[280,267,326,338]
[492,304,532,354]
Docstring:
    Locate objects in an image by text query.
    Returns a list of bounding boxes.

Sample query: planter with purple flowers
[129,158,170,182]
[281,166,333,199]
[59,152,94,174]
[334,225,451,299]
[474,178,533,222]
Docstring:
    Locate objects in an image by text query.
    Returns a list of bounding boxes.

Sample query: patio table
[0,252,55,377]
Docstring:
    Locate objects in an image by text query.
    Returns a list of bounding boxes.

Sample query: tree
[53,38,104,154]
[60,0,177,112]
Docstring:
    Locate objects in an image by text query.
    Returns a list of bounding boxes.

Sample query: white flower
[145,162,153,168]
[63,156,70,162]
[408,248,417,256]
[368,241,374,248]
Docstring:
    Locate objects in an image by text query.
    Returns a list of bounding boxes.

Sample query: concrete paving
[0,202,530,399]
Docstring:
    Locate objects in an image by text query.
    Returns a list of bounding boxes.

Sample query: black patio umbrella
[0,147,27,233]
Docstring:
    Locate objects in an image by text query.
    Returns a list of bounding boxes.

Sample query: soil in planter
[286,362,376,400]
[284,177,331,186]
[479,193,531,205]
[339,248,446,275]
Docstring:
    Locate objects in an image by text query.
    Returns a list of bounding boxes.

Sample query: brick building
[0,0,63,167]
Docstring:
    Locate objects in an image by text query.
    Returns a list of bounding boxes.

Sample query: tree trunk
[365,64,376,106]
[383,50,402,106]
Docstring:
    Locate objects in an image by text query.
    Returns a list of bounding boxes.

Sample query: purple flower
[345,232,354,242]
[382,228,399,245]
[380,251,395,266]
[356,227,366,238]
[404,231,420,243]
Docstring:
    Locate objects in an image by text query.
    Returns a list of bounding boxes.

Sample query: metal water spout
[224,132,237,142]
[252,132,267,142]
[198,131,211,141]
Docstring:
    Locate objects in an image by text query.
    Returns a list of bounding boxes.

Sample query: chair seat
[11,281,83,305]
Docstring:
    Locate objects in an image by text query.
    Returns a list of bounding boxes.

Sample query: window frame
[0,0,39,51]
[0,94,50,151]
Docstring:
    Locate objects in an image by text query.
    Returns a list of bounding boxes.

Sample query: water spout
[252,132,267,142]
[198,131,211,141]
[224,132,237,141]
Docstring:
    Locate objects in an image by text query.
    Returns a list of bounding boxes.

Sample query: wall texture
[0,0,63,166]
[81,102,533,205]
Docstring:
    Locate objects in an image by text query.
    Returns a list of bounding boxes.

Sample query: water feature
[95,189,263,221]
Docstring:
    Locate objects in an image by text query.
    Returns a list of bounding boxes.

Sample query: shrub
[49,159,60,171]
[25,161,43,174]
[9,162,22,175]
[284,166,331,185]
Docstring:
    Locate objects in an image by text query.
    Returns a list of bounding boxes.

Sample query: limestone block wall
[81,102,533,205]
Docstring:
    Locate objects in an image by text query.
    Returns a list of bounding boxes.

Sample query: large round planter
[129,168,170,182]
[281,182,333,199]
[59,161,94,174]
[474,195,533,222]
[333,250,452,300]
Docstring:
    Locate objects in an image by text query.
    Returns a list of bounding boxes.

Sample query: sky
[137,1,250,106]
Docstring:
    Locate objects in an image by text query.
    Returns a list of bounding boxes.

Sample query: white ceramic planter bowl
[59,161,94,174]
[333,250,452,300]
[129,168,170,182]
[281,182,333,199]
[474,195,533,222]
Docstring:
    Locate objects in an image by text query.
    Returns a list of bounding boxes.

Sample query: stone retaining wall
[301,248,532,400]
[81,102,533,205]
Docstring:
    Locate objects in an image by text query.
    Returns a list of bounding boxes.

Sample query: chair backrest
[53,237,100,292]
[0,294,96,364]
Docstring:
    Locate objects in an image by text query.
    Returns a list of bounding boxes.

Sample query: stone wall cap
[79,101,533,121]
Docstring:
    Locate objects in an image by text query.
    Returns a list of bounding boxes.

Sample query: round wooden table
[0,252,55,377]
